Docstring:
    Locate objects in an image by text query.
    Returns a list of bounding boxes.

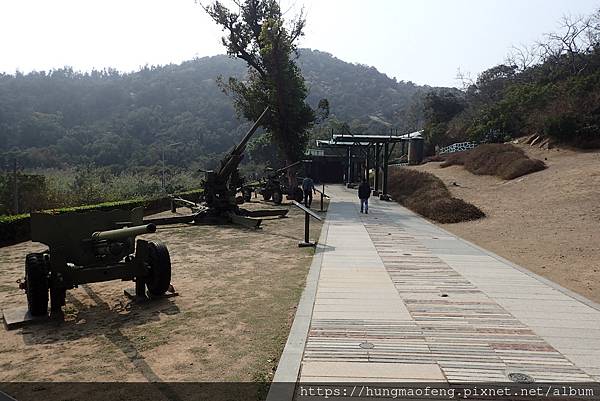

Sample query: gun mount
[160,108,289,228]
[203,107,270,213]
[21,207,172,317]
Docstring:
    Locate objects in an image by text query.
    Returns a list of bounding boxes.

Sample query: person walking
[358,178,371,214]
[302,175,316,208]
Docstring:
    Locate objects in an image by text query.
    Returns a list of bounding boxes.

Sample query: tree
[203,0,315,185]
[315,98,330,123]
[422,90,466,152]
[423,91,465,125]
[537,10,600,77]
[474,64,518,101]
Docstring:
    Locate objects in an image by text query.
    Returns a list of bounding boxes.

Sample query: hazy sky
[1,0,598,87]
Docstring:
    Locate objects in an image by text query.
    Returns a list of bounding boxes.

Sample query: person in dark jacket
[358,178,371,214]
[302,175,316,208]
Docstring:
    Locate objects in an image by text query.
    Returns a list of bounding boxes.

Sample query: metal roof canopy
[313,130,423,196]
[316,130,422,148]
[332,130,422,143]
[316,140,371,147]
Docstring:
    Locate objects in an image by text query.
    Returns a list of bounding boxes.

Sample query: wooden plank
[3,306,49,330]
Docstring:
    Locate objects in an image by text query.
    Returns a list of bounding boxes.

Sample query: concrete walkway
[275,185,600,386]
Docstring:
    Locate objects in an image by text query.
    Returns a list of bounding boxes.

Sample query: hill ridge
[0,49,435,169]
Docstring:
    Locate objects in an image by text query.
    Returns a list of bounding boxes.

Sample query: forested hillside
[421,9,600,152]
[0,49,427,170]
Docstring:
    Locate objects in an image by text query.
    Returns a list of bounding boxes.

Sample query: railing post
[382,142,389,197]
[320,184,325,212]
[293,201,323,248]
[304,212,310,244]
[374,143,380,195]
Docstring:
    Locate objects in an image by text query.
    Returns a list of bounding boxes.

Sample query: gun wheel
[145,241,172,296]
[272,190,283,205]
[25,253,49,316]
[294,187,303,202]
[242,188,252,202]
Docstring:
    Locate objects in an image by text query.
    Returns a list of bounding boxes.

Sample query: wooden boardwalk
[296,186,600,383]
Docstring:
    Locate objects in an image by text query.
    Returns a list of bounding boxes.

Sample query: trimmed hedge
[0,189,202,246]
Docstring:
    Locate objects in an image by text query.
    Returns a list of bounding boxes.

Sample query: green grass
[0,214,29,224]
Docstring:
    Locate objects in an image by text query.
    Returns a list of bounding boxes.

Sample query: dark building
[305,130,423,196]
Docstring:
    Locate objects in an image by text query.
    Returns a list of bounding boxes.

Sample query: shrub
[543,114,579,142]
[388,168,485,224]
[543,113,600,149]
[441,144,546,179]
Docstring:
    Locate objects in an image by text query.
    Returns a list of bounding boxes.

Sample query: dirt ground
[0,198,326,399]
[412,143,600,303]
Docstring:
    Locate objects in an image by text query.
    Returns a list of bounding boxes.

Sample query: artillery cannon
[21,207,171,316]
[164,108,288,228]
[242,161,305,205]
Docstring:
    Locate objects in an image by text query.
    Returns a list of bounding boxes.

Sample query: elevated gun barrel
[234,107,270,156]
[274,160,302,175]
[92,223,156,241]
[217,107,270,179]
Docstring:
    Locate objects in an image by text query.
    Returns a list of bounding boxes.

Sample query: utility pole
[161,148,166,192]
[161,142,182,192]
[13,157,18,214]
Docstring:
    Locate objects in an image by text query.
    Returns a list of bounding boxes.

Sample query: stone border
[439,226,600,312]
[266,216,330,401]
[374,190,600,313]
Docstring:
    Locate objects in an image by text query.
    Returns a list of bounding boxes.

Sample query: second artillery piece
[241,161,305,205]
[20,207,172,316]
[165,108,288,228]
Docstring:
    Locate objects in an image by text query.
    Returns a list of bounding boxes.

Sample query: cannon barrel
[232,107,270,157]
[92,223,156,241]
[216,107,270,179]
[273,160,302,175]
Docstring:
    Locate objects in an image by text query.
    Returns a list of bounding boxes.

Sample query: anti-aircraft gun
[167,108,288,228]
[202,108,270,213]
[20,207,171,316]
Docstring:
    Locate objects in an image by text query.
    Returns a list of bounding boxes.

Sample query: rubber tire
[242,188,252,202]
[294,187,303,202]
[272,190,283,205]
[262,191,272,201]
[145,241,172,296]
[50,287,66,314]
[25,253,49,316]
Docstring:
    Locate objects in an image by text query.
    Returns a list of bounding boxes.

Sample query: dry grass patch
[388,168,485,224]
[0,200,327,401]
[440,143,546,180]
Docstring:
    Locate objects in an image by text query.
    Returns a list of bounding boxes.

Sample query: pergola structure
[315,130,422,198]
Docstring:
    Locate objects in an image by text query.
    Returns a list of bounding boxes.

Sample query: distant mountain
[299,49,426,129]
[0,49,434,169]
